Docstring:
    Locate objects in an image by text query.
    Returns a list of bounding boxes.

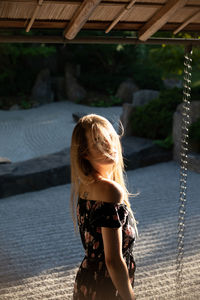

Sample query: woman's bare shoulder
[97,179,124,204]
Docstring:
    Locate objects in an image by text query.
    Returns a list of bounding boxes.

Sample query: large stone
[115,79,138,103]
[72,112,86,123]
[65,64,86,102]
[173,101,200,173]
[52,76,65,101]
[0,148,71,199]
[0,137,172,199]
[0,157,11,164]
[31,69,54,104]
[163,78,182,89]
[132,89,159,107]
[9,104,20,111]
[188,153,200,173]
[72,112,115,128]
[122,136,172,170]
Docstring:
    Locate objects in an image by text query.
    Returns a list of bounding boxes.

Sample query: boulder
[30,69,54,104]
[65,64,86,102]
[115,79,138,103]
[173,100,200,173]
[188,153,200,173]
[163,78,182,89]
[0,157,11,164]
[132,89,159,107]
[52,76,65,101]
[72,112,86,123]
[0,137,172,199]
[9,104,20,111]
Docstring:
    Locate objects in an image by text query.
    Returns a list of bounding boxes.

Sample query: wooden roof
[0,0,200,43]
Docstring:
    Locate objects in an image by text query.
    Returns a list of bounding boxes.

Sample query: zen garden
[0,1,199,299]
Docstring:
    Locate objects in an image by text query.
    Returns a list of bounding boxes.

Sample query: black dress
[73,197,136,300]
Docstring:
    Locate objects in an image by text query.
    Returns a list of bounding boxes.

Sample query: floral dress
[73,197,136,300]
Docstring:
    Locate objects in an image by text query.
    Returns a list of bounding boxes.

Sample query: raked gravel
[0,161,199,300]
[0,101,121,163]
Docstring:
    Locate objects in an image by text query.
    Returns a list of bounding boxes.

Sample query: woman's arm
[101,226,135,300]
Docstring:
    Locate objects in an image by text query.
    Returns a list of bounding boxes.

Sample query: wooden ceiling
[0,0,200,43]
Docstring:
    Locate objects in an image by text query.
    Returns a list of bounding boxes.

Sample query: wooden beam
[105,0,136,34]
[26,0,44,32]
[0,35,200,46]
[1,20,200,32]
[174,9,200,35]
[64,0,102,40]
[138,0,188,41]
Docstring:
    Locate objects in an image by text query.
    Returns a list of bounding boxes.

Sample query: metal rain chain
[176,45,193,299]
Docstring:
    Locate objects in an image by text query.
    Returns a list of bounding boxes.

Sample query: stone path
[0,161,199,300]
[0,101,121,163]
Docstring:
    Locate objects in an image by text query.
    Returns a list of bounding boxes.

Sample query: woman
[70,114,138,300]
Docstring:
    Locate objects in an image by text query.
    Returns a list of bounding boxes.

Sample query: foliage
[0,43,56,97]
[130,88,183,140]
[90,94,122,107]
[153,134,173,150]
[149,44,185,77]
[66,42,164,93]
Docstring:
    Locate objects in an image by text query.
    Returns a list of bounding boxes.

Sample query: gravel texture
[0,101,122,163]
[0,161,199,300]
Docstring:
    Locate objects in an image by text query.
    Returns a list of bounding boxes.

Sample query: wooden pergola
[0,0,200,45]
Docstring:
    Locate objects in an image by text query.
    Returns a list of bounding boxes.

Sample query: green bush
[133,62,164,90]
[0,43,56,97]
[153,134,174,150]
[90,94,122,107]
[130,88,183,140]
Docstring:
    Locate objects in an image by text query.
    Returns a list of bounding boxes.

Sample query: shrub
[133,62,164,90]
[130,88,183,140]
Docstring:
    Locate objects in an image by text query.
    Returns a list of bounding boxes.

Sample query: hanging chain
[176,45,193,299]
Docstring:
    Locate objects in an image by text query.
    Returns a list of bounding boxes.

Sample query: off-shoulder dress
[73,197,136,300]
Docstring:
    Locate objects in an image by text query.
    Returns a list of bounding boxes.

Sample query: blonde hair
[70,114,139,235]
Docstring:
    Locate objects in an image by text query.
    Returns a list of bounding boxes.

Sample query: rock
[0,148,71,199]
[52,76,65,101]
[120,103,135,136]
[132,90,159,107]
[0,137,172,199]
[0,157,11,164]
[72,112,86,123]
[115,79,138,104]
[65,63,86,102]
[32,101,40,108]
[72,112,115,129]
[30,69,54,104]
[188,153,200,174]
[163,78,182,89]
[121,136,172,170]
[173,100,200,173]
[9,104,20,111]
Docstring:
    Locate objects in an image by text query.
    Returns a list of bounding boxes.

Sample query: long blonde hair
[70,114,139,234]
